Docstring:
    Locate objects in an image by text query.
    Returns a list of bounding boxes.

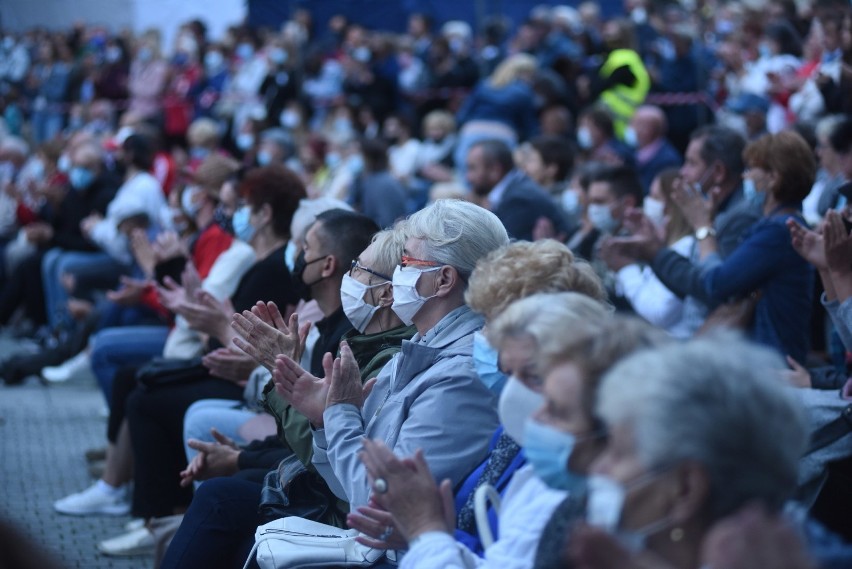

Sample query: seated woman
[355,306,666,568]
[673,131,816,363]
[539,334,814,569]
[350,239,608,556]
[601,168,705,338]
[92,165,304,555]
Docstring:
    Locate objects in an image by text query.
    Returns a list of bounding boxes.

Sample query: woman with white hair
[538,334,817,569]
[356,309,666,569]
[454,54,540,176]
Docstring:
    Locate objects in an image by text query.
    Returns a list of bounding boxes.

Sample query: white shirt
[389,139,422,180]
[90,171,168,264]
[400,465,567,569]
[616,234,699,339]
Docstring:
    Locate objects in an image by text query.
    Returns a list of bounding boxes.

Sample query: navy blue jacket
[637,140,682,193]
[492,173,567,242]
[701,209,813,363]
[457,80,539,141]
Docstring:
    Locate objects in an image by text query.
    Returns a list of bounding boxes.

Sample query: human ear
[667,461,711,525]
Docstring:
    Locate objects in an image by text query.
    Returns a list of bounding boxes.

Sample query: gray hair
[597,332,809,519]
[290,197,353,245]
[401,199,509,280]
[368,226,407,279]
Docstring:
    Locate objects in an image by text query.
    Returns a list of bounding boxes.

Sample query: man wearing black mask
[291,208,379,376]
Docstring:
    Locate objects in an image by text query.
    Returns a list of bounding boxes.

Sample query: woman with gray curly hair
[538,333,818,569]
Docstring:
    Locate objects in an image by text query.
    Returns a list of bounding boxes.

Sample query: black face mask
[291,249,327,301]
[213,204,233,235]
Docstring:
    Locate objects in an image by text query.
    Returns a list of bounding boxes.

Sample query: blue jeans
[41,248,125,329]
[90,325,169,406]
[183,399,255,464]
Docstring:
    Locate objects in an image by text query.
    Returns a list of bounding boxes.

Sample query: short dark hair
[691,125,746,183]
[240,165,307,238]
[361,138,389,173]
[313,210,379,275]
[472,139,514,174]
[829,115,852,155]
[530,135,575,182]
[589,164,644,203]
[580,106,615,138]
[122,134,155,171]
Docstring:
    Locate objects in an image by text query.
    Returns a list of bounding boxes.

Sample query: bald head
[630,106,667,148]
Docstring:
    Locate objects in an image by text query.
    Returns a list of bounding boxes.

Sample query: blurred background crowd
[0,0,851,568]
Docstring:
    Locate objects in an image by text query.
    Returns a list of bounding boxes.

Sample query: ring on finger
[373,477,388,494]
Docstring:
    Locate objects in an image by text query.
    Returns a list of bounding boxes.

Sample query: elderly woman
[356,307,666,568]
[467,239,607,395]
[350,241,607,557]
[541,335,812,569]
[672,130,816,363]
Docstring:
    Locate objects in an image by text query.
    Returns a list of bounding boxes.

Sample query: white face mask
[642,197,666,228]
[623,126,638,148]
[340,273,386,333]
[586,471,675,552]
[499,376,545,444]
[562,189,583,217]
[390,265,440,326]
[587,203,619,234]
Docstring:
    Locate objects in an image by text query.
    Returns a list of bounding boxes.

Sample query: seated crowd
[0,2,852,569]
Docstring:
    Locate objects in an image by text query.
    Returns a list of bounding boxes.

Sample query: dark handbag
[258,454,346,528]
[135,357,207,389]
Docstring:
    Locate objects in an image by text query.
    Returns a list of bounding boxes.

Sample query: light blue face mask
[69,166,95,190]
[473,330,507,394]
[232,205,255,243]
[523,419,589,494]
[742,178,766,207]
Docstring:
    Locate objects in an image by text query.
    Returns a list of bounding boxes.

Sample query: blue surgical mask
[742,178,766,207]
[473,331,507,394]
[524,419,589,494]
[69,166,95,190]
[236,43,254,61]
[232,205,255,243]
[257,150,272,166]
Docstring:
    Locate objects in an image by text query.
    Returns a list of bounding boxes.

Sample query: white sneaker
[42,350,93,383]
[124,518,146,532]
[54,481,130,516]
[98,526,155,557]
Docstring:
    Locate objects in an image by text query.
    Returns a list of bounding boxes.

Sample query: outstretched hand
[327,341,376,409]
[272,353,331,426]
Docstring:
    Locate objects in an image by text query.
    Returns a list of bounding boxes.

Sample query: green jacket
[261,324,417,467]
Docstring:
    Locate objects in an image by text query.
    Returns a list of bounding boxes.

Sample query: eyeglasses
[400,255,442,268]
[349,260,392,281]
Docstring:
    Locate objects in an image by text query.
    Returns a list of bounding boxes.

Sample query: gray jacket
[312,305,499,508]
[650,188,761,307]
[823,294,852,352]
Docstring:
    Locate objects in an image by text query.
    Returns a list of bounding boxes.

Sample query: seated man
[161,199,509,568]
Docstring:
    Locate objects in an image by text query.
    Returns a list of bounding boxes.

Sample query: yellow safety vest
[599,49,651,139]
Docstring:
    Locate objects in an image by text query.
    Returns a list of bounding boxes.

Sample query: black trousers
[126,374,243,519]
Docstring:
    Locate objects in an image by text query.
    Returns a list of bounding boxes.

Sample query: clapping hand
[179,428,241,487]
[824,210,852,275]
[201,347,256,386]
[272,352,333,427]
[231,301,309,370]
[358,439,455,542]
[327,342,376,409]
[787,218,826,270]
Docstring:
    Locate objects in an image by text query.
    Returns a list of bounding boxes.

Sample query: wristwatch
[695,226,717,241]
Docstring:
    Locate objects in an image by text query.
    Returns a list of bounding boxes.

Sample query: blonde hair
[423,110,456,133]
[465,239,607,322]
[489,53,537,88]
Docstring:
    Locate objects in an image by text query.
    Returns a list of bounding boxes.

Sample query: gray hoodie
[312,305,499,508]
